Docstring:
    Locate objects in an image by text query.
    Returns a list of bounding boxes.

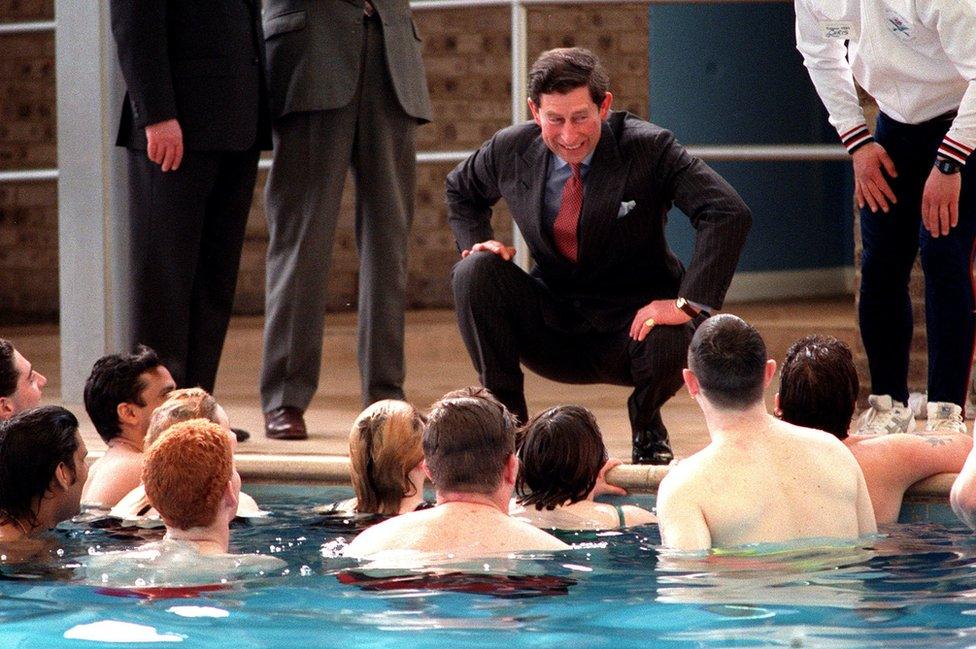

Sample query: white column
[510,0,530,270]
[54,1,130,403]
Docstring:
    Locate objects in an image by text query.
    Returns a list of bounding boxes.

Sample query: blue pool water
[3,485,976,648]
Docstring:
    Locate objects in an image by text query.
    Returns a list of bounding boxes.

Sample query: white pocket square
[617,200,636,218]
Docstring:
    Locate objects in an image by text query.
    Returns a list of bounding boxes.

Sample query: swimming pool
[4,484,976,648]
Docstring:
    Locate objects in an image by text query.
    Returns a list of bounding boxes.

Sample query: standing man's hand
[852,142,898,213]
[922,166,962,238]
[145,118,184,172]
[461,240,517,261]
[629,299,691,342]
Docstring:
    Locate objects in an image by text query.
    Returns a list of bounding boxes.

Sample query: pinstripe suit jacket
[111,0,271,152]
[446,111,752,331]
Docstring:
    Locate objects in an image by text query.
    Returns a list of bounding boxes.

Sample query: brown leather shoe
[264,407,308,440]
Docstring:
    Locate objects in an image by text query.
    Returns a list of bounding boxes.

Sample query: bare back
[343,503,569,560]
[82,447,143,508]
[510,500,656,530]
[658,418,876,551]
[846,432,972,524]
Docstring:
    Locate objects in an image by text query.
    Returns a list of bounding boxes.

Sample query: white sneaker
[856,394,916,436]
[924,402,967,435]
[908,392,928,419]
[908,391,976,421]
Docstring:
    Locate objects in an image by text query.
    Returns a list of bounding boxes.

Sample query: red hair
[143,419,232,529]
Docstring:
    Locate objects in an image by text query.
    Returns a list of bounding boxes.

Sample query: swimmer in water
[511,404,655,530]
[656,315,877,551]
[82,346,176,508]
[324,400,428,516]
[0,338,48,421]
[0,407,87,548]
[343,391,568,559]
[110,388,263,523]
[86,419,283,586]
[777,335,971,525]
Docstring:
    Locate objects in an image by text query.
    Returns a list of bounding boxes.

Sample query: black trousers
[859,112,976,407]
[452,251,692,450]
[126,147,260,393]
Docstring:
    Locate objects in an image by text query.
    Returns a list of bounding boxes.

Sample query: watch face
[937,158,962,174]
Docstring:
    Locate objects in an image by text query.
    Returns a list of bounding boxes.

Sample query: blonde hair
[348,400,424,515]
[146,388,219,447]
[143,419,232,530]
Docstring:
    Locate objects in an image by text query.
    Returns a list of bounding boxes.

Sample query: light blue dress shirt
[542,151,594,234]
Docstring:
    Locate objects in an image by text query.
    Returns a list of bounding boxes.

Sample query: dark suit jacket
[262,0,432,122]
[111,0,272,151]
[446,111,752,331]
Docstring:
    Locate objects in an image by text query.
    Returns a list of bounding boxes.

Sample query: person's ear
[527,98,541,126]
[0,397,13,420]
[503,453,519,486]
[224,479,239,515]
[117,401,139,427]
[764,359,777,388]
[598,91,613,119]
[54,462,72,490]
[683,368,700,397]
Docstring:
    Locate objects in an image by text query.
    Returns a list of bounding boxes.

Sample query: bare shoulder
[659,451,711,490]
[780,420,852,455]
[504,515,570,550]
[343,511,425,557]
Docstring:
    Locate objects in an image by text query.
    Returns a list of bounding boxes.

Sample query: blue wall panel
[648,3,854,272]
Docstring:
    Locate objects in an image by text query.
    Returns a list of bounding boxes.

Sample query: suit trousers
[452,251,692,446]
[859,112,976,406]
[127,147,260,392]
[261,17,416,412]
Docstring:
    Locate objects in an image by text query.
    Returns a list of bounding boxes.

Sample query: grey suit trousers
[261,17,416,411]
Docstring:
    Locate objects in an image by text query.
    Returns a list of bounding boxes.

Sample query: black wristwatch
[935,157,962,175]
[676,297,705,318]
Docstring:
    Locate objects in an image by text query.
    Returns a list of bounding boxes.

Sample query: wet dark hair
[423,393,517,495]
[779,335,858,440]
[439,385,501,404]
[528,47,610,107]
[516,405,607,511]
[0,406,80,528]
[0,339,18,399]
[83,345,163,443]
[688,314,767,409]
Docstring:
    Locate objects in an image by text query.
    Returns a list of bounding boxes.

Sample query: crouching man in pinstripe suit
[446,48,751,465]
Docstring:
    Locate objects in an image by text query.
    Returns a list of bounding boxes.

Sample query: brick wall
[0,0,56,323]
[0,2,650,320]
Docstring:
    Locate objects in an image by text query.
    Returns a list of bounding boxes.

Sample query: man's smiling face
[528,85,612,165]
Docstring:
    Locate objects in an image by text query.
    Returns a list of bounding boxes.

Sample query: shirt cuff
[939,136,973,166]
[839,124,874,154]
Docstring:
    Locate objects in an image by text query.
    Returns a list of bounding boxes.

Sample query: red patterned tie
[553,163,583,262]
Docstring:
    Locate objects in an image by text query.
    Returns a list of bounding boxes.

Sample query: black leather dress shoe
[632,436,674,465]
[231,427,250,443]
[264,407,308,440]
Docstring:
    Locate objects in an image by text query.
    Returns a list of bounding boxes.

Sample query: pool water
[3,485,976,648]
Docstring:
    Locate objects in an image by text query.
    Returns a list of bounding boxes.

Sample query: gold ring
[644,318,656,329]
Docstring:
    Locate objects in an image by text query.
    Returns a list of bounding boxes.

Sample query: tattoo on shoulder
[922,436,951,447]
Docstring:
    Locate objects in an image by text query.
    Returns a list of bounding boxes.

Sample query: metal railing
[0,19,54,35]
[0,0,848,192]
